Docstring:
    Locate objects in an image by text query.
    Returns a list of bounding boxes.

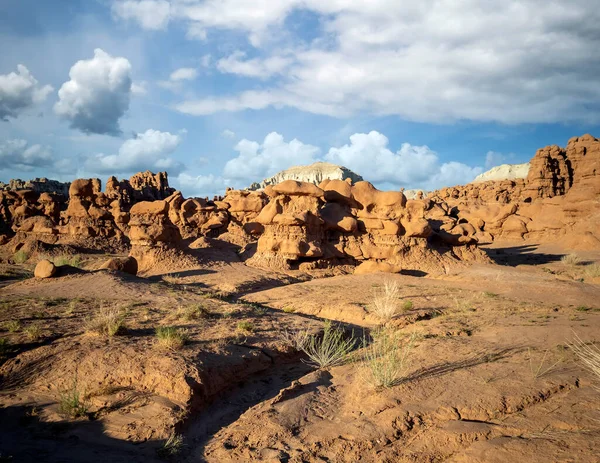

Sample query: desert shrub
[54,254,81,267]
[402,300,414,311]
[13,250,29,264]
[483,291,499,298]
[282,306,295,313]
[85,306,126,337]
[24,324,42,341]
[296,321,356,368]
[179,304,210,321]
[369,280,403,322]
[561,253,581,266]
[58,377,88,418]
[157,433,184,458]
[361,329,416,389]
[155,326,188,350]
[5,320,21,333]
[584,263,600,279]
[237,321,254,333]
[568,334,600,382]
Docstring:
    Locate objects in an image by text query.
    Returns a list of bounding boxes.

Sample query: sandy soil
[1,243,599,462]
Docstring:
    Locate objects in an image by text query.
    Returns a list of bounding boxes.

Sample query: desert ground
[1,240,599,463]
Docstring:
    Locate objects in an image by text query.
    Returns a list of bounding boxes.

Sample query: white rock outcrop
[248,162,363,190]
[472,163,530,183]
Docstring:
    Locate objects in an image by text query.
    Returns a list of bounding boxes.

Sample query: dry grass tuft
[155,326,189,350]
[24,324,42,341]
[584,263,600,279]
[179,304,211,321]
[528,347,563,379]
[287,321,356,369]
[568,334,600,382]
[85,306,126,337]
[369,280,406,322]
[5,320,21,333]
[561,253,581,266]
[157,433,185,458]
[360,328,416,389]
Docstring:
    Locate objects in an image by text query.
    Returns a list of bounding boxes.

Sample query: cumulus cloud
[325,131,481,190]
[112,0,171,30]
[223,132,320,183]
[174,172,229,198]
[221,129,236,139]
[87,129,183,175]
[131,81,148,95]
[0,65,53,120]
[0,139,53,171]
[54,49,132,135]
[167,0,600,124]
[216,51,292,79]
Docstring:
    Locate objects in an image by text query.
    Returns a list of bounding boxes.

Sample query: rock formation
[473,163,530,183]
[248,162,363,191]
[0,177,70,196]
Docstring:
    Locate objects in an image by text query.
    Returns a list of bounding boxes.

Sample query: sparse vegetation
[237,321,254,333]
[85,306,126,337]
[291,321,356,368]
[282,306,295,313]
[369,280,404,322]
[561,253,581,266]
[483,291,499,298]
[157,433,184,458]
[155,326,189,350]
[360,329,416,389]
[58,376,88,418]
[179,304,211,321]
[584,263,600,279]
[24,324,42,341]
[528,347,563,379]
[402,300,414,311]
[0,338,10,356]
[568,334,600,382]
[53,254,82,268]
[13,250,29,264]
[5,320,21,333]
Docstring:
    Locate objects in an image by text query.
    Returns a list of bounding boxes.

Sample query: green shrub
[13,250,29,264]
[237,321,254,333]
[296,321,356,368]
[58,377,88,418]
[155,326,188,350]
[24,324,42,341]
[5,320,21,333]
[361,329,416,389]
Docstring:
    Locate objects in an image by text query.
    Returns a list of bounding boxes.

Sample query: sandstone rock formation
[100,256,138,276]
[248,162,363,191]
[0,177,70,196]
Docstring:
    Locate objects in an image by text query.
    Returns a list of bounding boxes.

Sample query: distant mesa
[0,177,70,196]
[472,162,530,183]
[247,161,363,191]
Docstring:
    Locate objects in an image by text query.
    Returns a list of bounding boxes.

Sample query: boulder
[100,256,138,276]
[34,259,57,279]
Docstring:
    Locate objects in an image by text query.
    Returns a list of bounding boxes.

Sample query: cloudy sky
[1,0,599,197]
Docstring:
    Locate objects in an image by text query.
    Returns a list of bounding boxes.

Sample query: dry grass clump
[179,304,211,321]
[4,320,21,333]
[157,433,185,458]
[568,334,600,382]
[527,347,563,379]
[360,328,416,389]
[584,263,600,279]
[561,253,581,266]
[53,254,82,268]
[370,280,408,322]
[85,306,126,337]
[24,324,42,341]
[286,321,356,369]
[13,250,29,264]
[237,321,254,333]
[155,326,189,350]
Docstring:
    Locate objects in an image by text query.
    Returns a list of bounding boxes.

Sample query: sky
[1,0,599,197]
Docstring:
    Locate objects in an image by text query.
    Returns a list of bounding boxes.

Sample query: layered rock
[0,177,70,196]
[248,162,363,191]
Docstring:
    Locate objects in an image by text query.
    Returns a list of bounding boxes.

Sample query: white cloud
[216,51,292,79]
[131,81,147,95]
[169,67,198,81]
[0,139,53,171]
[87,129,183,175]
[485,151,506,169]
[0,65,53,120]
[223,132,320,183]
[112,0,171,30]
[221,129,236,139]
[174,172,229,198]
[325,131,482,190]
[54,48,132,135]
[167,0,600,124]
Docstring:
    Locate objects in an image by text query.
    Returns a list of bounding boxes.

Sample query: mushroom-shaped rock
[34,259,57,278]
[100,256,138,276]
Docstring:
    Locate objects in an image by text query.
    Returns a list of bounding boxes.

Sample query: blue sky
[1,0,599,197]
